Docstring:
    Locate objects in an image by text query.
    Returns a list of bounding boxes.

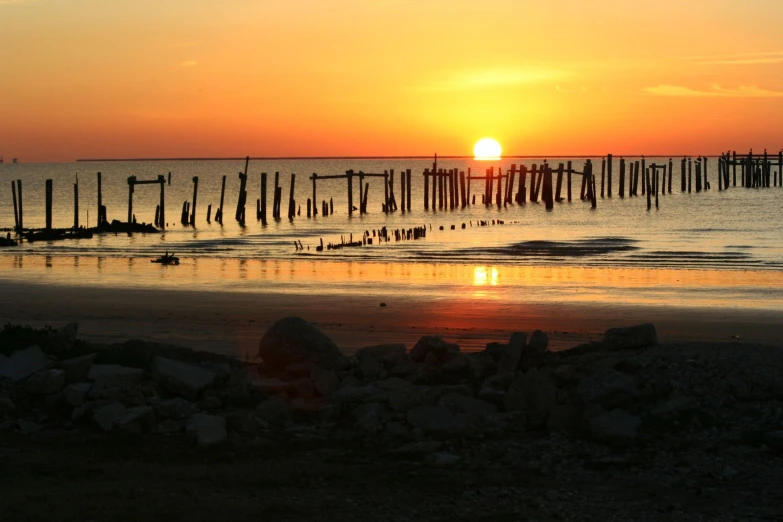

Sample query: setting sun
[474,138,502,160]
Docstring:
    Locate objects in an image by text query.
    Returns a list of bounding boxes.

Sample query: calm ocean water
[1,157,781,271]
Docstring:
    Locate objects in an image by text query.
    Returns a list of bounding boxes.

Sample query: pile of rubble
[2,318,783,456]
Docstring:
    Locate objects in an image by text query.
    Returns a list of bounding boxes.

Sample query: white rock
[63,382,92,408]
[24,369,67,395]
[59,353,98,383]
[0,345,51,382]
[87,364,145,381]
[152,356,216,400]
[187,413,227,447]
[93,401,128,432]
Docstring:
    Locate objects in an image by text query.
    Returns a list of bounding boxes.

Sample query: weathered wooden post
[206,204,212,224]
[601,158,606,198]
[646,168,652,210]
[704,157,709,190]
[567,161,572,202]
[544,164,554,210]
[640,158,646,195]
[406,169,412,211]
[695,159,702,192]
[17,180,23,230]
[688,158,692,193]
[311,173,317,216]
[680,158,686,192]
[258,173,267,224]
[362,183,369,214]
[495,169,503,207]
[127,176,134,225]
[668,159,673,193]
[619,158,625,198]
[554,163,564,202]
[218,175,226,224]
[74,177,79,229]
[579,164,587,200]
[531,164,539,202]
[190,176,198,225]
[400,170,406,211]
[287,174,296,219]
[97,172,102,226]
[586,160,596,209]
[384,171,389,213]
[518,165,527,204]
[347,170,354,215]
[423,169,429,210]
[460,171,467,207]
[45,179,53,230]
[607,154,613,198]
[11,181,18,231]
[158,174,165,230]
[358,172,365,213]
[389,169,396,211]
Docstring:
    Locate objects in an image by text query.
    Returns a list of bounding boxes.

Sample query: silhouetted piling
[73,178,79,229]
[11,181,19,231]
[607,154,612,198]
[688,158,692,193]
[517,165,527,204]
[600,158,606,198]
[555,163,564,202]
[288,174,296,219]
[406,169,412,211]
[45,179,53,230]
[619,158,625,198]
[423,169,430,210]
[190,176,199,225]
[96,172,102,226]
[566,161,572,202]
[347,170,354,215]
[260,173,267,224]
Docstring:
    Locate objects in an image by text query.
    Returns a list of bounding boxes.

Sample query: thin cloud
[410,68,567,92]
[685,50,783,65]
[181,61,199,68]
[644,84,783,98]
[0,0,35,4]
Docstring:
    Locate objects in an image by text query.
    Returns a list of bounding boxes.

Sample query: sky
[1,0,782,162]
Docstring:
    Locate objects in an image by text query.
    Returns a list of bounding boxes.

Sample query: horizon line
[73,153,734,163]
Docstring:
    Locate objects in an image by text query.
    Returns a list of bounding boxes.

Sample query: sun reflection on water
[473,266,499,286]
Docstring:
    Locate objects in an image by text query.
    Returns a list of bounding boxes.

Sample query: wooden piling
[553,163,563,202]
[619,158,625,198]
[695,160,702,192]
[566,161,572,202]
[347,170,354,215]
[362,183,369,214]
[11,181,19,230]
[641,158,646,195]
[190,176,199,225]
[495,170,503,207]
[607,154,612,198]
[45,179,53,230]
[423,169,430,210]
[288,174,296,219]
[97,172,102,227]
[531,165,539,202]
[579,164,587,201]
[406,169,412,211]
[158,175,165,230]
[17,180,23,230]
[460,171,467,207]
[274,187,282,221]
[688,158,692,193]
[389,169,396,211]
[668,159,673,193]
[127,177,134,225]
[544,164,554,210]
[384,172,389,213]
[260,173,267,225]
[681,158,686,192]
[73,178,79,229]
[518,165,527,204]
[600,158,606,198]
[646,168,652,210]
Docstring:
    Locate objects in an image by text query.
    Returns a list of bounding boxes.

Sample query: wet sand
[1,279,781,359]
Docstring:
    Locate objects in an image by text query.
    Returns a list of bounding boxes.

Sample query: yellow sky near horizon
[1,0,782,162]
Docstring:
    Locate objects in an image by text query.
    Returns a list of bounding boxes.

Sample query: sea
[1,157,782,313]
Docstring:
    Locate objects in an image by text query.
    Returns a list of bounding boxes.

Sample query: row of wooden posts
[9,152,782,232]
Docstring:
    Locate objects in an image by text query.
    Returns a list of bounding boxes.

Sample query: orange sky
[1,0,782,162]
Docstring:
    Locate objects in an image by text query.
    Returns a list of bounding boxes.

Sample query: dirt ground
[3,428,782,522]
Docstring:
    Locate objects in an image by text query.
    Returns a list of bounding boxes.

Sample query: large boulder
[0,345,51,382]
[59,353,98,383]
[409,336,460,364]
[258,317,346,373]
[24,369,66,395]
[603,323,658,350]
[152,357,216,400]
[187,414,227,447]
[496,333,525,375]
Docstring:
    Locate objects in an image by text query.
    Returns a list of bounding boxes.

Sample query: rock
[63,382,92,408]
[153,397,198,420]
[0,345,51,382]
[603,323,658,350]
[331,385,382,403]
[547,404,580,433]
[357,355,383,381]
[187,413,227,447]
[589,409,641,447]
[482,342,507,361]
[354,402,385,434]
[521,330,548,370]
[311,367,340,397]
[504,369,557,429]
[439,393,498,418]
[95,340,156,371]
[477,386,506,406]
[58,323,79,350]
[430,452,460,467]
[23,368,66,395]
[59,353,98,383]
[116,406,155,434]
[0,397,17,418]
[578,369,637,409]
[93,401,128,432]
[409,336,460,364]
[87,364,145,381]
[763,431,783,453]
[17,419,43,434]
[152,356,216,400]
[441,354,469,373]
[248,377,292,394]
[156,419,187,434]
[497,332,525,375]
[406,405,470,434]
[392,440,442,456]
[375,377,412,392]
[256,396,290,424]
[257,317,347,372]
[355,344,406,366]
[550,364,577,387]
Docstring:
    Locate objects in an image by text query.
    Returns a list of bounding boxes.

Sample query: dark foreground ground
[2,426,782,521]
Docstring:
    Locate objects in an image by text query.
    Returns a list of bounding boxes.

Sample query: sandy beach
[2,277,782,358]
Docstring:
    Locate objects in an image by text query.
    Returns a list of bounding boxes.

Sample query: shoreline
[1,278,782,358]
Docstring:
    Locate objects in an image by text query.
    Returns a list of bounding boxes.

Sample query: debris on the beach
[151,252,179,265]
